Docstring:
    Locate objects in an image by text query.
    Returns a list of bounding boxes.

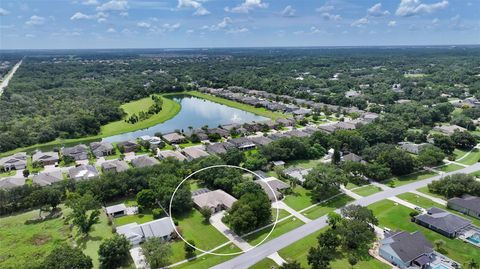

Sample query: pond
[103,95,268,143]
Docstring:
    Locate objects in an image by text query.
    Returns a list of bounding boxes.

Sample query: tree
[348,256,358,269]
[466,258,479,269]
[434,239,445,252]
[280,261,304,269]
[29,188,62,216]
[432,134,455,155]
[304,164,347,201]
[141,237,172,268]
[418,145,445,167]
[451,130,477,150]
[326,212,342,229]
[331,147,341,165]
[136,189,156,210]
[65,192,101,236]
[428,173,480,198]
[23,169,30,178]
[98,235,131,269]
[224,191,272,234]
[40,244,93,269]
[184,240,196,258]
[307,231,339,269]
[243,152,268,170]
[199,206,212,223]
[377,149,416,176]
[364,162,391,181]
[220,148,245,166]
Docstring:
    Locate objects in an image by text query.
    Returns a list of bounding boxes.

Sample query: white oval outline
[168,164,279,256]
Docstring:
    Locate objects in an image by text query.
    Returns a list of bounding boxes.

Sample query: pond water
[103,95,268,143]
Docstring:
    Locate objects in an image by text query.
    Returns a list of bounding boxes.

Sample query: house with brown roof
[182,147,209,161]
[131,155,159,168]
[117,140,139,153]
[61,145,89,161]
[192,189,237,213]
[162,133,186,144]
[101,160,129,173]
[90,141,114,157]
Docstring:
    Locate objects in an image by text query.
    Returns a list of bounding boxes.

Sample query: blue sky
[0,0,479,49]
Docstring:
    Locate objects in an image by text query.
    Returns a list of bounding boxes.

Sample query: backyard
[283,185,316,211]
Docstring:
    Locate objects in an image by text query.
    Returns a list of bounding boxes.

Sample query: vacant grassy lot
[386,170,437,187]
[283,186,316,211]
[187,91,288,120]
[457,148,480,165]
[176,209,228,251]
[352,185,383,197]
[301,194,354,219]
[416,186,446,199]
[368,200,480,265]
[174,243,241,269]
[436,163,463,173]
[453,148,468,160]
[244,217,304,246]
[249,258,278,269]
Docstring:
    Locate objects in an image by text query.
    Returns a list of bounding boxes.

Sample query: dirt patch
[30,234,52,246]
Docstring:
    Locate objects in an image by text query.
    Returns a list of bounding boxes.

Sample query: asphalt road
[211,163,480,269]
[0,60,22,97]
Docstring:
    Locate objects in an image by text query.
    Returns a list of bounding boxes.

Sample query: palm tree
[466,258,479,269]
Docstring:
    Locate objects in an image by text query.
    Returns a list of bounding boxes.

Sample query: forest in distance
[0,46,480,153]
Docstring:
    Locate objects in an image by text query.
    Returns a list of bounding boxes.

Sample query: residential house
[192,189,237,213]
[131,155,159,168]
[392,83,403,93]
[0,177,25,189]
[90,141,114,157]
[433,125,467,136]
[362,112,379,123]
[32,171,63,186]
[32,151,59,166]
[334,121,357,130]
[448,195,480,219]
[101,160,129,173]
[285,130,309,138]
[157,150,187,161]
[105,203,127,218]
[398,142,429,155]
[68,165,99,181]
[62,144,89,161]
[268,132,290,141]
[283,167,311,184]
[182,147,209,161]
[228,137,256,151]
[379,230,433,269]
[317,124,337,134]
[116,217,175,245]
[255,177,290,201]
[345,90,362,98]
[162,133,186,144]
[249,136,273,147]
[276,118,295,127]
[208,128,230,138]
[117,140,139,153]
[206,142,235,155]
[342,153,365,163]
[140,135,164,146]
[0,152,27,170]
[414,207,472,238]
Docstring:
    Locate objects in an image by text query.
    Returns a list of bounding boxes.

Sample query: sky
[0,0,479,49]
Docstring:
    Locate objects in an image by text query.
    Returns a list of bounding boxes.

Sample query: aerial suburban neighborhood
[1,1,480,269]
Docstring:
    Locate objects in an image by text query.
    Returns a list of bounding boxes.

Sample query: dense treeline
[1,47,479,152]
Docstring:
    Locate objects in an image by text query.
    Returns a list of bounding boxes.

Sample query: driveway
[130,246,148,269]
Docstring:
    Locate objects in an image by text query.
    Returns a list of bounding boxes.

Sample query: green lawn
[174,243,241,269]
[352,185,383,197]
[302,195,354,219]
[285,159,322,169]
[453,148,468,160]
[386,170,437,187]
[457,148,480,165]
[368,200,480,265]
[178,141,202,149]
[345,182,368,190]
[397,192,480,227]
[176,209,228,251]
[0,170,15,178]
[249,258,278,269]
[416,186,445,199]
[278,227,388,269]
[283,186,315,211]
[436,163,464,172]
[114,213,154,226]
[187,91,288,120]
[244,217,304,246]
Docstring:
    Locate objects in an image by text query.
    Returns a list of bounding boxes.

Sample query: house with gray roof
[448,195,480,219]
[0,152,27,170]
[433,125,467,136]
[32,151,59,166]
[105,203,127,218]
[192,189,237,213]
[208,128,230,138]
[292,108,312,116]
[117,140,139,153]
[317,124,337,134]
[157,150,187,161]
[342,153,365,163]
[68,165,99,181]
[285,129,309,138]
[283,167,311,184]
[379,230,433,269]
[131,155,159,168]
[206,142,235,155]
[414,207,472,238]
[32,171,63,186]
[62,144,89,161]
[276,118,295,127]
[162,133,186,144]
[0,177,25,189]
[249,136,273,147]
[228,137,256,151]
[101,160,129,173]
[255,177,290,201]
[398,142,429,155]
[116,217,175,245]
[90,141,114,157]
[182,147,209,161]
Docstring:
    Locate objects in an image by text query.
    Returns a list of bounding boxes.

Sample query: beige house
[192,189,237,213]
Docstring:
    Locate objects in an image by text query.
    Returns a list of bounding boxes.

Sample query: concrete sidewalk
[272,201,311,223]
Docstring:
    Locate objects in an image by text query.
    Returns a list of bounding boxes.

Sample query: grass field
[249,258,278,269]
[244,216,304,246]
[174,244,241,269]
[0,170,15,178]
[386,170,437,187]
[176,209,228,251]
[436,163,463,173]
[283,186,315,211]
[187,91,288,120]
[368,200,480,265]
[301,194,354,219]
[285,158,322,169]
[0,95,181,158]
[416,186,445,199]
[114,213,154,226]
[453,148,468,160]
[457,148,480,165]
[352,185,383,197]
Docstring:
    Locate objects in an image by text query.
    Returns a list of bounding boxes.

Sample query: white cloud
[395,0,448,17]
[388,20,397,27]
[321,12,341,21]
[70,12,91,20]
[137,22,151,28]
[316,5,334,13]
[119,11,128,16]
[107,27,116,33]
[26,15,45,26]
[281,5,295,17]
[310,26,323,34]
[0,8,10,16]
[97,0,129,11]
[208,17,232,31]
[351,17,369,27]
[178,0,210,16]
[226,27,249,34]
[82,0,99,5]
[226,0,268,14]
[163,23,181,31]
[367,3,390,17]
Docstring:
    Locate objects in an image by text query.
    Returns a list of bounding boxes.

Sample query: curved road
[211,163,480,269]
